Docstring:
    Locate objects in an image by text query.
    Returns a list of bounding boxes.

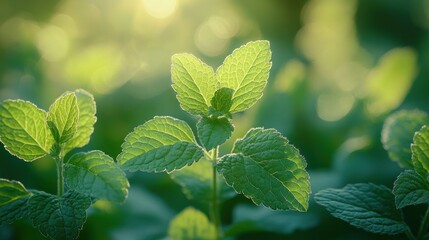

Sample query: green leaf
[365,48,417,116]
[225,204,319,237]
[0,179,31,224]
[382,109,429,169]
[0,100,54,161]
[170,159,236,202]
[65,150,129,203]
[171,53,217,116]
[208,87,234,117]
[197,117,234,151]
[315,183,408,235]
[393,170,429,209]
[216,40,272,113]
[63,89,97,155]
[412,125,429,173]
[47,92,79,144]
[28,191,91,240]
[118,116,204,172]
[168,207,216,240]
[218,128,310,211]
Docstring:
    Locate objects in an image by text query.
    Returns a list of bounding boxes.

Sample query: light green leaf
[28,190,91,240]
[208,87,234,118]
[171,53,217,116]
[170,159,236,202]
[65,150,129,203]
[365,48,417,116]
[393,170,429,209]
[0,100,54,161]
[382,109,429,169]
[315,183,408,235]
[218,128,310,211]
[63,89,97,155]
[0,179,31,224]
[168,207,216,240]
[47,93,79,144]
[412,125,429,173]
[197,117,233,151]
[216,40,272,113]
[118,116,203,172]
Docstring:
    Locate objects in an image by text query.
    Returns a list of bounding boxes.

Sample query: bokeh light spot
[317,93,355,122]
[36,25,69,62]
[143,0,176,19]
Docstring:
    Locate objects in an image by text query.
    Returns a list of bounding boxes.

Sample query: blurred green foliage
[1,0,429,239]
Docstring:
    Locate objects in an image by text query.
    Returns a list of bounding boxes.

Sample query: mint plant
[315,109,429,239]
[0,90,129,239]
[117,40,311,239]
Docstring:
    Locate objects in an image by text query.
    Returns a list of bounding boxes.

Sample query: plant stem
[417,205,429,239]
[211,147,222,240]
[53,145,65,196]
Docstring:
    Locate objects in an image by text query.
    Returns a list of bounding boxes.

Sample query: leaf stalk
[211,147,222,239]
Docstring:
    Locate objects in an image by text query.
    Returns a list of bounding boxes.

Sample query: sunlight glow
[37,25,69,62]
[317,93,355,122]
[143,0,176,19]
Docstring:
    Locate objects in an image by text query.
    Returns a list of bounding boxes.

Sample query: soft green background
[1,0,428,239]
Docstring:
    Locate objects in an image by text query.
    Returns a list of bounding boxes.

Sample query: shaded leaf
[208,87,234,117]
[393,170,429,209]
[315,183,408,235]
[168,207,216,240]
[171,53,217,116]
[218,128,310,211]
[65,150,129,203]
[382,109,429,169]
[47,92,79,144]
[0,100,54,161]
[28,191,91,240]
[216,40,272,113]
[197,117,233,151]
[0,179,31,224]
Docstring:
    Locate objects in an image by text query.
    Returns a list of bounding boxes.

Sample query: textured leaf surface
[393,170,429,209]
[171,53,217,115]
[315,183,408,235]
[365,48,417,115]
[0,100,54,161]
[216,40,271,113]
[0,179,31,224]
[197,117,233,151]
[170,159,235,202]
[63,89,97,154]
[412,126,429,173]
[28,191,91,240]
[382,110,429,169]
[209,87,234,117]
[168,207,216,240]
[118,116,203,172]
[218,128,310,211]
[65,150,129,202]
[47,93,79,144]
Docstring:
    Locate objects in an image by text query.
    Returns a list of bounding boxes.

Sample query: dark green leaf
[209,87,234,117]
[0,179,31,224]
[393,170,429,208]
[218,128,310,211]
[315,183,408,235]
[65,150,129,203]
[197,117,233,151]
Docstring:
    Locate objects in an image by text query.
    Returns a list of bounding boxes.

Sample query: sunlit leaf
[47,92,79,144]
[197,117,233,151]
[171,53,217,116]
[0,100,54,161]
[365,48,417,116]
[28,190,91,240]
[168,207,216,240]
[63,89,97,155]
[65,150,129,203]
[315,183,408,235]
[393,170,429,209]
[216,40,272,113]
[412,125,429,173]
[117,116,203,172]
[218,128,310,211]
[382,109,429,169]
[0,179,31,224]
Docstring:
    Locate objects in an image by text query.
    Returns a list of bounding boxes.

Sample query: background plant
[315,109,429,239]
[116,40,311,239]
[0,90,129,240]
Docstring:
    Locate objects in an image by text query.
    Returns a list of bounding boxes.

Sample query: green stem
[211,147,222,240]
[53,145,65,196]
[417,205,429,239]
